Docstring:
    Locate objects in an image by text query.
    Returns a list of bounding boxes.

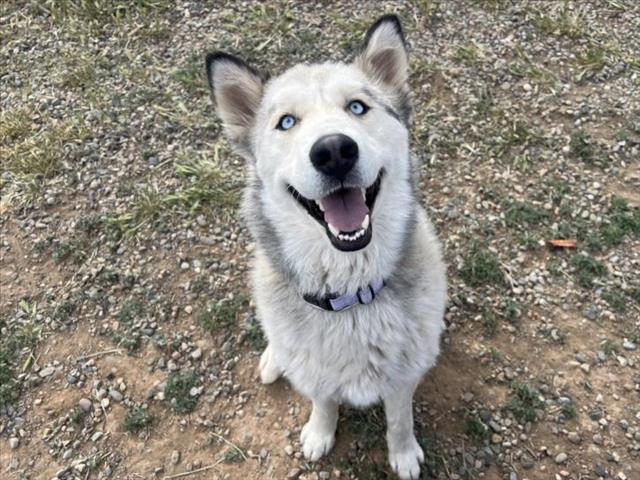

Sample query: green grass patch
[601,339,619,356]
[52,238,89,264]
[117,298,144,324]
[1,120,86,178]
[70,406,86,425]
[489,347,502,362]
[0,300,46,408]
[189,275,208,294]
[0,107,33,146]
[1,116,89,209]
[497,120,539,157]
[123,405,153,432]
[570,129,603,164]
[506,382,543,423]
[45,0,170,22]
[570,254,607,288]
[560,402,577,420]
[344,404,386,450]
[507,45,557,85]
[603,290,627,312]
[464,415,489,441]
[0,348,19,408]
[53,299,77,324]
[199,294,248,334]
[328,14,372,55]
[76,214,104,236]
[60,58,98,89]
[243,315,267,352]
[107,150,239,235]
[482,308,499,336]
[574,39,630,82]
[167,151,240,212]
[223,448,245,464]
[600,196,640,246]
[575,42,609,81]
[530,3,585,39]
[171,56,207,97]
[511,153,534,172]
[517,231,539,250]
[504,201,548,228]
[111,331,141,352]
[503,300,520,322]
[473,84,494,118]
[413,0,437,17]
[460,247,503,287]
[165,371,200,414]
[547,179,571,206]
[451,41,484,65]
[106,185,165,236]
[475,0,509,11]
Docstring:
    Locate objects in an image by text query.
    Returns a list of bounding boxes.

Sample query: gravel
[0,1,638,479]
[78,398,92,412]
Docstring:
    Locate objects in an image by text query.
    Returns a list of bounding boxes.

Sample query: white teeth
[360,188,366,201]
[316,200,325,212]
[361,214,370,230]
[333,227,366,242]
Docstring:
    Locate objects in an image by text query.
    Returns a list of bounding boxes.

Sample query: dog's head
[206,15,413,254]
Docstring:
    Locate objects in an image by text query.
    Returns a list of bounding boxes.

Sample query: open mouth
[287,171,383,252]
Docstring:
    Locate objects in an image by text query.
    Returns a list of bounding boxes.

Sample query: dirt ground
[1,1,639,479]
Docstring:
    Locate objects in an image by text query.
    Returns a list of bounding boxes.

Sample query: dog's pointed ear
[355,15,411,122]
[206,52,265,156]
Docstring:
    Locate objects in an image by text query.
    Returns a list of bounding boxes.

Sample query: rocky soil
[1,1,639,479]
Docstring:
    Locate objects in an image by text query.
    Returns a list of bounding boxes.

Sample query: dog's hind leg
[384,384,423,480]
[300,397,339,461]
[258,344,282,384]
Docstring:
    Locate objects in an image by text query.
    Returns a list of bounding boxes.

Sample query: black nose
[309,134,358,180]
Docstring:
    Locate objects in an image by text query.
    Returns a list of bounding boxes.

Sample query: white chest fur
[251,209,446,406]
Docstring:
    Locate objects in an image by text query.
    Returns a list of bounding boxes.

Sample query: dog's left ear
[355,15,410,122]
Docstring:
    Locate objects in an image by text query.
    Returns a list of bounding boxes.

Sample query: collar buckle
[303,279,386,312]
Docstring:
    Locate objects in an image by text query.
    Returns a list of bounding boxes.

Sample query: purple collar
[303,279,386,312]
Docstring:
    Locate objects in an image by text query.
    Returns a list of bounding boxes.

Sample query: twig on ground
[211,432,248,461]
[76,349,123,362]
[162,460,223,480]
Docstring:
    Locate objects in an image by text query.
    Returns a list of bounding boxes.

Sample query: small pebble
[78,398,92,412]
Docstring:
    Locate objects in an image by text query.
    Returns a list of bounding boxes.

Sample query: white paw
[300,421,335,461]
[258,345,281,384]
[389,437,424,480]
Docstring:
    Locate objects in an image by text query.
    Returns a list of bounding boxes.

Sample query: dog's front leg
[384,384,424,480]
[300,397,339,461]
[258,344,282,384]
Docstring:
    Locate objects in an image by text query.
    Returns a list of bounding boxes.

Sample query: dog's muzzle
[287,170,383,252]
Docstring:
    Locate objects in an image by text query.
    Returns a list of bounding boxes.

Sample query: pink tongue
[321,188,369,232]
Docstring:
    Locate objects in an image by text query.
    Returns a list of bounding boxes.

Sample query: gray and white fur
[206,15,447,479]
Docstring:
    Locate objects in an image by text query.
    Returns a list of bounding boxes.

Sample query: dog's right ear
[205,52,265,156]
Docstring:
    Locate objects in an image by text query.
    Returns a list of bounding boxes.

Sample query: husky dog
[206,15,446,479]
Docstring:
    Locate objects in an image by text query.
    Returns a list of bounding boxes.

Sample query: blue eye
[348,100,368,116]
[277,114,296,130]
